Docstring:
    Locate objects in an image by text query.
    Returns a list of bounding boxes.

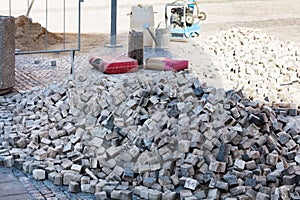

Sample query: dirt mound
[15,15,63,51]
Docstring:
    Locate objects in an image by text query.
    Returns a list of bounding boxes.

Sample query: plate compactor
[165,0,206,40]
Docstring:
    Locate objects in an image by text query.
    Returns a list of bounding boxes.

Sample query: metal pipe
[46,0,48,50]
[15,49,78,55]
[105,0,122,47]
[63,0,66,49]
[70,50,75,79]
[27,0,30,50]
[143,23,158,46]
[26,0,35,17]
[9,0,11,16]
[78,0,83,51]
[111,0,117,46]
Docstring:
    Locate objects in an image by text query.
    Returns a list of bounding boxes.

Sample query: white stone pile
[200,27,300,107]
[0,69,300,199]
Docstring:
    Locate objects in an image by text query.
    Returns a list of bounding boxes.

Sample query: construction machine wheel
[186,13,194,26]
[190,32,199,38]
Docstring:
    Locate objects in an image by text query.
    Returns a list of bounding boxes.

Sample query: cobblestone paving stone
[0,166,96,200]
[0,54,97,199]
[0,53,152,200]
[13,54,91,92]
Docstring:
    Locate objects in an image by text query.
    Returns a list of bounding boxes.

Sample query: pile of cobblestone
[201,27,300,107]
[1,68,300,199]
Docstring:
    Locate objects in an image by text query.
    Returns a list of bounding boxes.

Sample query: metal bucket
[155,28,170,49]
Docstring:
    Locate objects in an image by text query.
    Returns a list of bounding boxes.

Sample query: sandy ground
[2,0,299,51]
[1,0,300,43]
[37,0,299,52]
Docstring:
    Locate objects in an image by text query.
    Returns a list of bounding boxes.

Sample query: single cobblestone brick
[33,169,46,181]
[95,191,108,200]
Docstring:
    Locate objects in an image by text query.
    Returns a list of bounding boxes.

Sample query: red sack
[89,55,139,74]
[145,57,188,72]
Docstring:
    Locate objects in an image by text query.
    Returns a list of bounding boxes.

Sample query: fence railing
[1,0,84,78]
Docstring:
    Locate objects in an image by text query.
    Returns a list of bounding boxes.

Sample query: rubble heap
[201,27,300,106]
[1,70,300,199]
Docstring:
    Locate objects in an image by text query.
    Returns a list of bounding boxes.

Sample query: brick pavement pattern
[0,167,96,200]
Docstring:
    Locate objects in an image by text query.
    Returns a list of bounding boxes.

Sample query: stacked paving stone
[201,27,300,107]
[1,69,300,200]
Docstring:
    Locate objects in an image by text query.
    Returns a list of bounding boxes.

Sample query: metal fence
[1,0,84,77]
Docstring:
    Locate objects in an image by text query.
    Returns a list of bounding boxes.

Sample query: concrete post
[0,16,15,94]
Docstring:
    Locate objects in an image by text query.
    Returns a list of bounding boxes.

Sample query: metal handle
[26,0,35,17]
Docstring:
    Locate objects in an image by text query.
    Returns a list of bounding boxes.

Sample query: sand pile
[14,15,63,51]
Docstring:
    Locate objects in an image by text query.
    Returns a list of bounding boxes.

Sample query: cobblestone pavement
[13,54,90,92]
[0,167,31,200]
[0,166,95,200]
